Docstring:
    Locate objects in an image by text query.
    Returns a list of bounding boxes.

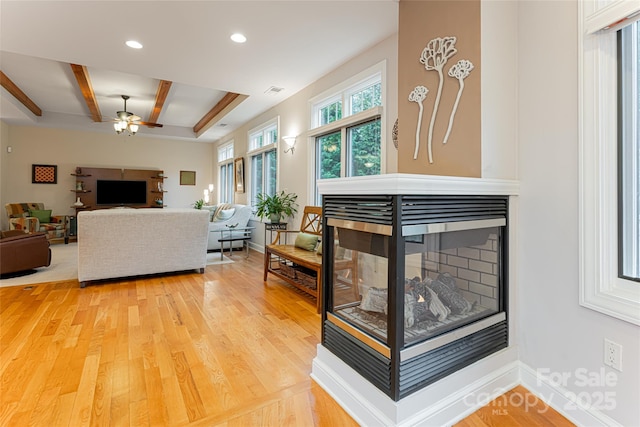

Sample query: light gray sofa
[205,204,253,251]
[77,208,209,287]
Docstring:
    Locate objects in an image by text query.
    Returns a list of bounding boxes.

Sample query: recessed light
[126,40,143,49]
[230,33,247,43]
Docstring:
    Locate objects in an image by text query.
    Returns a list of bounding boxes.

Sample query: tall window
[579,2,640,325]
[310,65,385,204]
[248,119,278,207]
[618,22,640,281]
[218,142,234,204]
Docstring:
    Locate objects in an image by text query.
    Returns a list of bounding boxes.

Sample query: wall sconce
[207,184,214,205]
[282,136,297,154]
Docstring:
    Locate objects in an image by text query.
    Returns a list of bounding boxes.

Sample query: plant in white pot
[255,190,298,223]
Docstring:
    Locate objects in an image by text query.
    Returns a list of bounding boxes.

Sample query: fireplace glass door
[329,219,504,349]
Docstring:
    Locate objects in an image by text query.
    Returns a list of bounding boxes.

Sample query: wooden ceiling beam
[70,64,102,123]
[148,80,172,126]
[0,70,42,116]
[193,92,248,137]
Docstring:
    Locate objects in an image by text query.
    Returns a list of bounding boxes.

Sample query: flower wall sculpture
[408,85,429,161]
[419,36,457,163]
[444,59,474,145]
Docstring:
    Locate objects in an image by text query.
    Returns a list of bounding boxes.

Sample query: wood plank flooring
[1,249,573,426]
[453,385,574,427]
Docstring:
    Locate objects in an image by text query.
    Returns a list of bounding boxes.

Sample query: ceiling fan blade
[137,121,164,128]
[129,114,142,122]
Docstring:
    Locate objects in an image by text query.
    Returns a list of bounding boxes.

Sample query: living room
[1,1,639,426]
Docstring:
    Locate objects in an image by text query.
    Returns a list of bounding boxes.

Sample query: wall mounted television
[96,180,147,205]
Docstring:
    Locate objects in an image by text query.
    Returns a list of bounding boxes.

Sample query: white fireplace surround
[314,174,519,425]
[314,174,618,426]
[316,173,520,197]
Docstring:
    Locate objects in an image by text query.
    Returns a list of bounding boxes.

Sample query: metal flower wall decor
[409,36,474,164]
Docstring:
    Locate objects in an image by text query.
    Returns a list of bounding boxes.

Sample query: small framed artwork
[32,164,57,184]
[180,170,196,186]
[234,157,245,193]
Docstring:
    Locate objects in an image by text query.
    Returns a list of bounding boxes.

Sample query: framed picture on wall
[32,164,57,184]
[234,157,245,193]
[180,170,196,185]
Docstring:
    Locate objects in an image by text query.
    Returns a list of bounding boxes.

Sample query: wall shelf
[71,167,165,210]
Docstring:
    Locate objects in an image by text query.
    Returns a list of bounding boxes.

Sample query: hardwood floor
[453,385,574,427]
[1,250,354,426]
[1,250,573,426]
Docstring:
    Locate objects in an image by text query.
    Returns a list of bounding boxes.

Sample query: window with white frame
[310,63,385,205]
[218,142,234,204]
[579,0,640,325]
[248,118,278,208]
[618,22,640,281]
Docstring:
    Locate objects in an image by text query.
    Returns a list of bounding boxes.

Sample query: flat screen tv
[96,180,147,205]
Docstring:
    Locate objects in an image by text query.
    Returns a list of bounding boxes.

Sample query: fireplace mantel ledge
[317,173,520,196]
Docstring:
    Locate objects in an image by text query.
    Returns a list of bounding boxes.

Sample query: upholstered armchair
[4,203,69,244]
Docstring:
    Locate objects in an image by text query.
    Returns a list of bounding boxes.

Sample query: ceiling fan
[112,95,163,135]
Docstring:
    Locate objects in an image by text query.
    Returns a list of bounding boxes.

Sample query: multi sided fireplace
[321,193,509,401]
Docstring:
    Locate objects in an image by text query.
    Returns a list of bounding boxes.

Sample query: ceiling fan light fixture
[125,40,143,49]
[112,95,160,136]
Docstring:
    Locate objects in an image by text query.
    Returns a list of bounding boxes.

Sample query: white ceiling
[0,1,398,142]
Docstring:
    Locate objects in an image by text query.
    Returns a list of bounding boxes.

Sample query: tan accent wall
[0,124,214,231]
[398,0,481,177]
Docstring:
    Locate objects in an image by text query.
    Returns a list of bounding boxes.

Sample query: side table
[264,222,287,245]
[216,226,254,260]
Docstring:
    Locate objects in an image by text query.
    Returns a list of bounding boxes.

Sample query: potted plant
[255,190,298,223]
[192,199,204,209]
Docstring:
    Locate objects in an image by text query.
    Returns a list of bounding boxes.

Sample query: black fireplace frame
[321,194,509,401]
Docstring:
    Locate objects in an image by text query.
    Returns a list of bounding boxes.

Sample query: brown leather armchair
[0,230,51,275]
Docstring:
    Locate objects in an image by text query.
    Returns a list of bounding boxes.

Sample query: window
[618,22,640,281]
[310,63,385,204]
[248,119,278,207]
[218,142,234,204]
[579,1,640,325]
[318,97,342,126]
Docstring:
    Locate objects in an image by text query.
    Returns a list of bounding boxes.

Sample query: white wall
[216,34,398,248]
[481,0,518,179]
[0,125,214,230]
[0,121,9,217]
[517,1,639,425]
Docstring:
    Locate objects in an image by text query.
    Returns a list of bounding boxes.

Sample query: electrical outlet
[604,339,623,372]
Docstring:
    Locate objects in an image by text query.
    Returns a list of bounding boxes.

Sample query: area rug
[0,245,233,288]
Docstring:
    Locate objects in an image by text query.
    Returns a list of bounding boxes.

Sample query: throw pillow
[217,208,235,221]
[29,209,52,223]
[316,241,323,255]
[213,203,233,221]
[294,232,319,251]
